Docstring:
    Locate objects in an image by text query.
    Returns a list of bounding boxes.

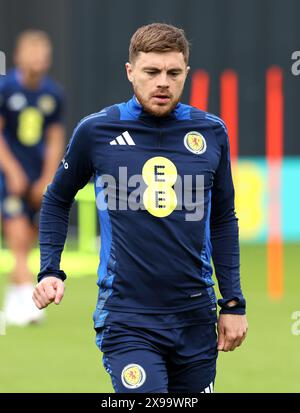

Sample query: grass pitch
[0,243,299,393]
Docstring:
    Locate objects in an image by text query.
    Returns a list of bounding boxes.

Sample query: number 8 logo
[17,107,43,146]
[142,156,178,218]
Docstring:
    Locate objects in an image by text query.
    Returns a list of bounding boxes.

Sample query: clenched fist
[217,313,248,352]
[33,276,65,309]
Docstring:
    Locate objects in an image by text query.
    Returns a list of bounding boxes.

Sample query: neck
[19,70,43,90]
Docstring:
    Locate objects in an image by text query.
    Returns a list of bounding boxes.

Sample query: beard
[133,86,182,118]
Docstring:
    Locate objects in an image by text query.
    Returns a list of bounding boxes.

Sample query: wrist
[226,300,239,307]
[38,175,51,188]
[37,270,67,283]
[219,307,246,316]
[217,296,246,315]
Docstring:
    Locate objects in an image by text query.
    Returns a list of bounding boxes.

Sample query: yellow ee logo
[142,156,177,218]
[17,107,44,146]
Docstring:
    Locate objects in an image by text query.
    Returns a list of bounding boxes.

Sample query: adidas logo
[110,131,135,146]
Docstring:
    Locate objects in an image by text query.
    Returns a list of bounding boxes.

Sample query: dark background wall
[0,0,299,156]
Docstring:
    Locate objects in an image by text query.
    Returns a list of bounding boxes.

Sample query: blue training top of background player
[0,69,64,183]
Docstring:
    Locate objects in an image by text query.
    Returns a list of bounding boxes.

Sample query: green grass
[215,243,300,392]
[0,243,299,393]
[0,274,113,393]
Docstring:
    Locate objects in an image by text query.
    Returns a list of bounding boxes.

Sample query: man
[33,23,248,393]
[0,30,65,326]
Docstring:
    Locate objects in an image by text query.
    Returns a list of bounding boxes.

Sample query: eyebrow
[142,66,184,72]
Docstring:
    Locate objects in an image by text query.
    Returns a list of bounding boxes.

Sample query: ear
[186,66,191,76]
[125,62,134,83]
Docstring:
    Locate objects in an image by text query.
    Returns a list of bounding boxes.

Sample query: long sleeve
[37,118,94,282]
[210,124,246,315]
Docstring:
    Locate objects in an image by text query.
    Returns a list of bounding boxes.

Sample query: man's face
[126,51,190,117]
[15,38,52,78]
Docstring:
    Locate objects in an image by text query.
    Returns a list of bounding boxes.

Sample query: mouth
[151,94,171,104]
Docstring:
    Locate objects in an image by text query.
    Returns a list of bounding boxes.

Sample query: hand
[217,313,248,352]
[27,179,47,209]
[6,165,29,197]
[32,277,65,309]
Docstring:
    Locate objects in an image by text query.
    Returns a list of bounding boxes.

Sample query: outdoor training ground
[0,243,299,393]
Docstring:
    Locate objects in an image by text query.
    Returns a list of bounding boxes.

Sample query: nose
[156,71,170,89]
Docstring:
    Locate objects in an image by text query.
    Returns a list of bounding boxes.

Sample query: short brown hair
[15,29,52,51]
[129,23,190,64]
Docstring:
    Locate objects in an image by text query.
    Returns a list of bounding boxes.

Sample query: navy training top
[38,96,246,329]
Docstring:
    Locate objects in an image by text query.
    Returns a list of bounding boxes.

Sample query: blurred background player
[0,30,65,326]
